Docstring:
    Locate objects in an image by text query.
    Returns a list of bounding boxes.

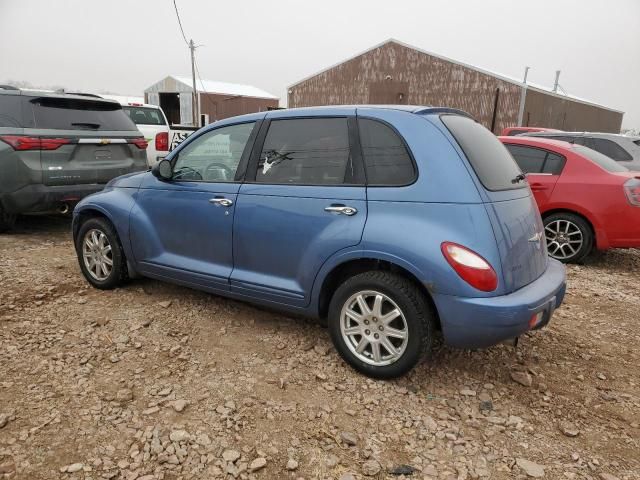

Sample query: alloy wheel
[82,228,113,281]
[340,290,409,366]
[545,219,584,260]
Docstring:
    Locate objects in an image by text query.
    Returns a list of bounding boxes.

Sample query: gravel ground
[0,215,638,480]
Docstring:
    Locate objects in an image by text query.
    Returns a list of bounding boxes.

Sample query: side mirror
[152,159,173,181]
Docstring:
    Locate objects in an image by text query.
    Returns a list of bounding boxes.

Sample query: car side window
[542,152,566,174]
[505,145,546,173]
[0,95,24,127]
[358,118,415,185]
[505,145,566,175]
[256,118,352,185]
[587,138,633,161]
[173,122,255,182]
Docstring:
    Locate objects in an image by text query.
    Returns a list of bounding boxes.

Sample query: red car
[501,126,561,137]
[499,136,640,263]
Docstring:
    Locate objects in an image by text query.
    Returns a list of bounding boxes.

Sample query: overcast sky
[2,0,639,129]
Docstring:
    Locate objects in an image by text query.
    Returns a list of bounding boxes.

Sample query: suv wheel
[328,271,434,379]
[0,208,16,233]
[75,217,127,289]
[543,213,593,263]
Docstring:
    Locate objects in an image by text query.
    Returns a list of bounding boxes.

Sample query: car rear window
[123,106,166,126]
[30,97,137,131]
[574,146,629,172]
[0,95,24,128]
[441,115,525,191]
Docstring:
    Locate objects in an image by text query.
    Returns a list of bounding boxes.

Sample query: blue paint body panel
[73,105,566,349]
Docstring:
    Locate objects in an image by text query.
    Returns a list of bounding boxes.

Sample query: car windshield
[574,146,629,172]
[123,106,166,126]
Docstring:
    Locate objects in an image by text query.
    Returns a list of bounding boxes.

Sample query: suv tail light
[0,135,71,151]
[155,132,169,151]
[441,242,498,292]
[129,137,148,150]
[624,178,640,206]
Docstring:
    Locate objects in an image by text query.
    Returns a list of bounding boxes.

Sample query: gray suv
[522,131,640,170]
[0,87,148,232]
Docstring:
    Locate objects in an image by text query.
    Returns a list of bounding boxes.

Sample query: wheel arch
[540,207,605,249]
[315,256,441,331]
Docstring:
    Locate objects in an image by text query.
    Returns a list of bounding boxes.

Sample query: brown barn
[288,39,624,133]
[144,75,279,126]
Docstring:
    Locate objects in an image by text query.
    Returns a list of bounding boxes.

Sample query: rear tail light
[0,135,71,151]
[529,311,545,329]
[129,137,148,150]
[155,132,169,151]
[624,178,640,206]
[441,242,498,292]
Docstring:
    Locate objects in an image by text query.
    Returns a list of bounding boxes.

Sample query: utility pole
[189,39,198,126]
[553,70,561,93]
[523,66,530,84]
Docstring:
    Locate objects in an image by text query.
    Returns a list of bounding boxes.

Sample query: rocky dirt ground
[0,216,638,480]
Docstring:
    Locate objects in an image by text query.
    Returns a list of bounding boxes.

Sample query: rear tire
[543,212,593,263]
[75,217,127,289]
[328,271,434,379]
[0,207,16,233]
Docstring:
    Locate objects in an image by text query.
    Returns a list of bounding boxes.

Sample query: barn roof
[288,39,623,114]
[145,75,278,100]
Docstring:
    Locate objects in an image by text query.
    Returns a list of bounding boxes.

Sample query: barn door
[179,92,193,125]
[368,81,409,104]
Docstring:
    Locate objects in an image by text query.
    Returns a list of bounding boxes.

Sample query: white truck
[100,96,196,166]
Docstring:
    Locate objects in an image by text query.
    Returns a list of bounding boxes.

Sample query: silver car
[522,131,640,170]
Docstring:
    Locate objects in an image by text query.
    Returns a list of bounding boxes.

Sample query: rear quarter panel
[351,109,507,297]
[544,154,632,249]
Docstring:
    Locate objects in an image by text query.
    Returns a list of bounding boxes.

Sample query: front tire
[543,213,593,263]
[328,271,434,379]
[75,217,127,289]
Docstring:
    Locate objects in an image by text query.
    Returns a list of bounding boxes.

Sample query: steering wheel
[204,163,233,182]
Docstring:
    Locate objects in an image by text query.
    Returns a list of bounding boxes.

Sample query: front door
[231,115,367,307]
[130,121,258,290]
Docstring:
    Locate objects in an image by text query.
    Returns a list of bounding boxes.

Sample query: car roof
[0,87,120,105]
[499,135,578,151]
[524,131,634,140]
[264,104,472,117]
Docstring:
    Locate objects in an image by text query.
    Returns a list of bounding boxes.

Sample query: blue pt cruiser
[73,106,566,378]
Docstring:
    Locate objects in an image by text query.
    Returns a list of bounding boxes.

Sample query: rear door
[504,144,565,207]
[231,112,367,307]
[25,96,146,186]
[441,115,548,293]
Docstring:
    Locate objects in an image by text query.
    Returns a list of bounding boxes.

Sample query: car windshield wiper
[71,122,101,129]
[511,173,527,184]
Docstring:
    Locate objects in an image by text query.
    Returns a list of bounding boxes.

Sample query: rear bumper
[433,258,566,348]
[0,183,106,214]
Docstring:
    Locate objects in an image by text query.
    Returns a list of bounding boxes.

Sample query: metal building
[144,75,279,126]
[288,40,624,133]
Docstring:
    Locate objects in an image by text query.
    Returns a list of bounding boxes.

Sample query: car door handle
[209,197,234,207]
[324,205,357,216]
[529,183,547,191]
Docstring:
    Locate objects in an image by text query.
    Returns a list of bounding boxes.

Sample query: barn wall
[288,41,522,133]
[199,93,279,122]
[523,89,623,133]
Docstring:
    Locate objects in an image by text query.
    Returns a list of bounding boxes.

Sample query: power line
[172,0,189,46]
